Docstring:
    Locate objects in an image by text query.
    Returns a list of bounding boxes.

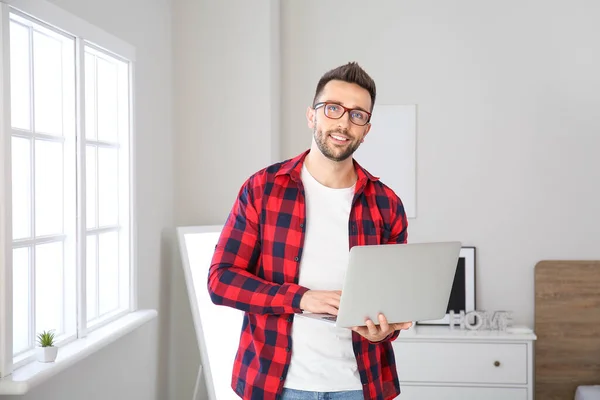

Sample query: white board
[176,225,242,400]
[353,104,417,218]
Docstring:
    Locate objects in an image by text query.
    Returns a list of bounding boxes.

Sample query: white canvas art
[353,104,417,218]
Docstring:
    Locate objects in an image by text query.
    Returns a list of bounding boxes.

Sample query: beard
[314,126,362,162]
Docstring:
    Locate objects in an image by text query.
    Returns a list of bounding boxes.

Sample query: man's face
[306,80,372,162]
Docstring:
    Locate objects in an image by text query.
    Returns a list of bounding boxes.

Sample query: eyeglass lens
[320,103,369,126]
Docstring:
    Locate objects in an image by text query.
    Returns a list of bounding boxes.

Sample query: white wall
[282,0,600,327]
[171,1,281,399]
[5,0,174,399]
[173,0,281,226]
[5,325,159,400]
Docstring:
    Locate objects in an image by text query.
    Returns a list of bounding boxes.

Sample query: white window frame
[0,0,141,384]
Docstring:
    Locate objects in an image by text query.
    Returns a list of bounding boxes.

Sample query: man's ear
[361,123,372,143]
[306,106,316,129]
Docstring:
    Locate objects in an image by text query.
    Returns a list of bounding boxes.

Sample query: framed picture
[418,246,476,325]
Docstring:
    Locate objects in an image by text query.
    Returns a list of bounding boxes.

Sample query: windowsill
[0,309,157,395]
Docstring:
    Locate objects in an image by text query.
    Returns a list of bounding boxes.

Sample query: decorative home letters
[449,310,512,331]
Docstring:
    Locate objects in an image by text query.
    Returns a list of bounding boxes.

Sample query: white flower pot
[36,346,58,363]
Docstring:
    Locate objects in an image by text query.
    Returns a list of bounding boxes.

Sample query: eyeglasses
[313,102,371,126]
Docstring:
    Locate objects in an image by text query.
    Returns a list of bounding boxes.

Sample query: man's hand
[351,313,413,342]
[299,290,342,315]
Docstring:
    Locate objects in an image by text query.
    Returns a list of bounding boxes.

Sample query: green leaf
[36,330,56,347]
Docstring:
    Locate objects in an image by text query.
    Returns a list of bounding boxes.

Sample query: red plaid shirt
[208,150,408,400]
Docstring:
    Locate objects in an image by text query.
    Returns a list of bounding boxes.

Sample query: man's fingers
[326,305,339,316]
[324,291,341,309]
[352,326,367,335]
[302,290,343,314]
[327,297,340,309]
[378,314,391,333]
[365,319,379,336]
[393,321,413,330]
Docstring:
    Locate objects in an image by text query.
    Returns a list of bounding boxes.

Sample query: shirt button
[280,376,284,381]
[287,316,293,322]
[285,347,290,352]
[299,223,304,228]
[294,256,299,261]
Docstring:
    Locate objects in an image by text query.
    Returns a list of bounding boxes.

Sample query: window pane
[12,137,31,239]
[35,140,63,236]
[96,57,118,142]
[119,226,130,311]
[98,231,119,315]
[86,146,97,229]
[32,30,63,135]
[98,148,118,227]
[86,235,98,321]
[9,21,31,131]
[117,62,130,143]
[13,247,31,355]
[35,242,64,335]
[85,52,96,140]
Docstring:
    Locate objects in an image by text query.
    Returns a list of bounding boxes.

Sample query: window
[83,45,132,330]
[0,1,136,378]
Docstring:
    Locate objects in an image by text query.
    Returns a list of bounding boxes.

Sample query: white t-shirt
[283,164,362,392]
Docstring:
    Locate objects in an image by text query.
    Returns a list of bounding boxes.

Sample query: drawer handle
[494,361,501,367]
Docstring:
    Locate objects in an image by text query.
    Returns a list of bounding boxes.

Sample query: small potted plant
[36,330,58,363]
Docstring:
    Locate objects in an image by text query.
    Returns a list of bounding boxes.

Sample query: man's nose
[337,111,352,130]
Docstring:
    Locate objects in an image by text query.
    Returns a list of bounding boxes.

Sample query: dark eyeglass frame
[313,102,372,126]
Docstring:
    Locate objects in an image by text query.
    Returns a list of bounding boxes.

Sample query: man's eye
[351,111,364,119]
[327,105,339,112]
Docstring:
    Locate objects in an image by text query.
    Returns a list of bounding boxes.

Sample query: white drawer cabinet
[392,326,536,400]
[395,342,527,384]
[398,386,528,400]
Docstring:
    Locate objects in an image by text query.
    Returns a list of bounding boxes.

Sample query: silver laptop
[298,241,462,328]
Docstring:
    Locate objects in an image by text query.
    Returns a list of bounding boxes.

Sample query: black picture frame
[418,246,476,325]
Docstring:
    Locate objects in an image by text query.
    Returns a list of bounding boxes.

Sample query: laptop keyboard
[324,315,337,321]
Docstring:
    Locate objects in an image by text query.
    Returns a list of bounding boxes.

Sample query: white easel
[176,225,243,400]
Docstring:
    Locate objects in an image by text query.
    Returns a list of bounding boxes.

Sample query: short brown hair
[312,62,376,111]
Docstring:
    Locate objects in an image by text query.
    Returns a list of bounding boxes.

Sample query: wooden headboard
[535,260,600,400]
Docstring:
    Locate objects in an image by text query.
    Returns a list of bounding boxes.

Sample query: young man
[208,62,412,400]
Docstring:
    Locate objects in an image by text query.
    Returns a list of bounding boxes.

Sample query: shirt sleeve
[386,195,408,245]
[382,194,408,342]
[207,177,310,315]
[368,330,400,344]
